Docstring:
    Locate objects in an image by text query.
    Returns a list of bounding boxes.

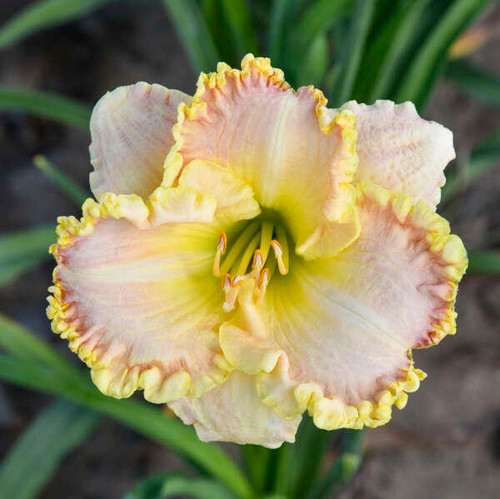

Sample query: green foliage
[125,472,236,499]
[395,0,491,108]
[0,0,113,49]
[34,155,89,205]
[441,130,500,202]
[468,251,500,276]
[162,0,220,72]
[0,316,254,499]
[446,60,500,107]
[0,87,91,130]
[0,400,98,499]
[0,225,54,287]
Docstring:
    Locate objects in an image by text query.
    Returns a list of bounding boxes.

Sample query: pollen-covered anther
[255,268,270,305]
[213,232,227,277]
[270,240,288,275]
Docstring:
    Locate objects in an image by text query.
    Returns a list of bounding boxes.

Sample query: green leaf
[292,0,354,52]
[0,351,253,499]
[330,0,375,106]
[308,430,363,499]
[34,155,89,205]
[446,59,500,107]
[0,0,112,50]
[295,33,329,87]
[395,0,491,109]
[0,87,91,131]
[221,0,259,56]
[0,400,98,499]
[268,0,297,68]
[441,130,500,202]
[162,0,220,73]
[242,445,273,494]
[0,313,76,377]
[468,250,500,276]
[125,472,235,499]
[361,0,432,102]
[0,225,54,287]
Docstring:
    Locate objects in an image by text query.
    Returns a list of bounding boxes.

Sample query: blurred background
[0,0,499,498]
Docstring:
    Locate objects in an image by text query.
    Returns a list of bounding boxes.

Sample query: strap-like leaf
[0,400,98,499]
[0,87,91,131]
[446,59,500,107]
[221,0,259,56]
[441,130,500,202]
[125,472,235,499]
[0,349,253,499]
[0,0,112,49]
[395,0,491,109]
[330,0,375,106]
[0,225,55,287]
[162,0,220,73]
[468,251,500,276]
[34,155,89,205]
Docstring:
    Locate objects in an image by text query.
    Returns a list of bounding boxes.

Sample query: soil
[0,1,499,498]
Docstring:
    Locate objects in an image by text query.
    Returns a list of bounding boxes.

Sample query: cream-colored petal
[90,82,190,198]
[171,55,359,258]
[47,191,232,402]
[178,159,261,224]
[169,371,301,448]
[220,183,467,430]
[341,100,455,206]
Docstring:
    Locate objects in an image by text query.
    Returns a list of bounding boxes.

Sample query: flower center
[212,220,290,312]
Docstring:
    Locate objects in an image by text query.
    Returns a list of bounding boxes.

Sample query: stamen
[219,221,260,275]
[213,232,227,277]
[252,249,264,270]
[236,232,260,276]
[271,240,288,275]
[275,226,289,274]
[221,273,232,290]
[256,268,270,305]
[259,221,274,262]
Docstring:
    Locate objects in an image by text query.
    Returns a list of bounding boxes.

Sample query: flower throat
[212,220,289,312]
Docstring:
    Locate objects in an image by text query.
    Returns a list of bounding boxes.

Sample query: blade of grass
[292,0,354,52]
[0,352,253,499]
[308,430,363,499]
[0,0,112,50]
[268,0,297,68]
[330,0,375,106]
[441,130,500,202]
[446,59,500,107]
[162,0,220,73]
[34,155,88,205]
[395,0,491,109]
[125,472,236,499]
[221,0,259,56]
[0,313,76,376]
[364,0,432,102]
[0,87,91,130]
[468,250,500,276]
[0,399,99,499]
[0,225,54,287]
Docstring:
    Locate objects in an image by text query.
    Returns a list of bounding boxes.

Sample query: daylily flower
[47,55,467,448]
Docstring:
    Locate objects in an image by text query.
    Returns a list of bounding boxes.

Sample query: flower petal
[47,190,233,402]
[341,100,455,206]
[171,54,359,258]
[220,183,467,430]
[90,82,190,198]
[169,371,301,448]
[177,159,261,224]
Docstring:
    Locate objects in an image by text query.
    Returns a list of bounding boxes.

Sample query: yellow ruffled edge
[159,53,358,226]
[46,192,232,403]
[255,182,467,431]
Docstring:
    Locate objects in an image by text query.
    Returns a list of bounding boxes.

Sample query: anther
[270,240,288,275]
[213,232,227,277]
[221,273,232,290]
[252,249,264,270]
[256,268,270,305]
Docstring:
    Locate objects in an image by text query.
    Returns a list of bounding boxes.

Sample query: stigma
[213,221,289,312]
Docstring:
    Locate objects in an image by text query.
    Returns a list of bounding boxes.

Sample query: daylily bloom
[47,55,467,448]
